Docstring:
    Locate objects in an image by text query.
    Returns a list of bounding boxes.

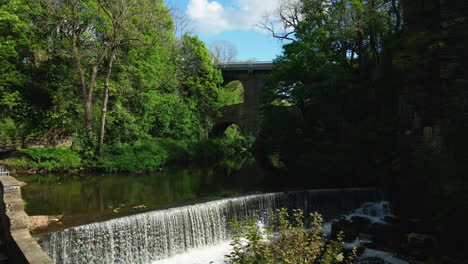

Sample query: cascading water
[41,188,380,264]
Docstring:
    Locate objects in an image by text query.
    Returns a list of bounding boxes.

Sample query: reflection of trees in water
[19,166,262,218]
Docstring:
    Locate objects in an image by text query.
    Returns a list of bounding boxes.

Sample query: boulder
[332,218,359,242]
[332,216,372,242]
[402,233,438,260]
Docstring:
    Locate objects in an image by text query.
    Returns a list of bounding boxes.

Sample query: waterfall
[41,188,380,264]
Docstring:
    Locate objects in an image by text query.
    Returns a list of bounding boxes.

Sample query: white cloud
[187,0,281,34]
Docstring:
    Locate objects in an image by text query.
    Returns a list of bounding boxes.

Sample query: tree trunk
[72,43,95,143]
[83,64,99,145]
[98,52,115,155]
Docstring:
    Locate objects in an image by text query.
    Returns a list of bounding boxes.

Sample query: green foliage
[0,117,18,137]
[179,34,224,134]
[0,0,228,155]
[227,209,356,264]
[259,0,400,185]
[95,137,254,172]
[3,157,30,169]
[18,147,82,172]
[224,124,243,139]
[219,81,244,107]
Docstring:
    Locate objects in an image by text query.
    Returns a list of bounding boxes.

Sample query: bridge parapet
[217,62,273,72]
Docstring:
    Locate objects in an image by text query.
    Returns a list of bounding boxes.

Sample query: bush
[95,137,255,172]
[18,147,82,172]
[227,209,356,264]
[3,157,30,169]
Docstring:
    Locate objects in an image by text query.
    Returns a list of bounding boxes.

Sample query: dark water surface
[17,165,265,234]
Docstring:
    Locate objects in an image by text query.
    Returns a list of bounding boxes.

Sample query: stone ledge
[0,176,54,264]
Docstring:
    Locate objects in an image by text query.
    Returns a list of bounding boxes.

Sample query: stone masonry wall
[0,176,53,264]
[440,0,468,122]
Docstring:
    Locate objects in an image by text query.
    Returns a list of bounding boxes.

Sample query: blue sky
[165,0,285,61]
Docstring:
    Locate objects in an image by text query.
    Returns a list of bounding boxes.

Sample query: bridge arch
[211,62,273,137]
[210,122,243,138]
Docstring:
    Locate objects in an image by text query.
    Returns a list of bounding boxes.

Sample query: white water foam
[345,201,393,224]
[152,241,231,264]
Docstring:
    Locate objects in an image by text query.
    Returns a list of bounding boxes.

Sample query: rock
[332,218,359,242]
[28,215,63,231]
[396,233,439,261]
[351,216,372,230]
[356,257,391,264]
[441,256,467,264]
[368,222,396,248]
[383,216,400,226]
[404,233,438,258]
[132,204,146,210]
[332,216,373,242]
[356,248,409,264]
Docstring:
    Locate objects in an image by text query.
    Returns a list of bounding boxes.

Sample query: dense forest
[0,0,249,171]
[256,0,468,258]
[1,0,467,261]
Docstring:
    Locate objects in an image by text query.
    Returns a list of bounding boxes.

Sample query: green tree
[0,0,33,134]
[179,34,223,138]
[37,0,176,153]
[260,0,399,183]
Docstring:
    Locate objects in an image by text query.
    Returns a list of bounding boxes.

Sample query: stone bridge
[210,62,273,137]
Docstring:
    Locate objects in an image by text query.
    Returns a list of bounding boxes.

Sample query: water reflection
[18,165,265,233]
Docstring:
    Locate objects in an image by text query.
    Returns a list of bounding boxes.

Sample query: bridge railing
[0,165,9,177]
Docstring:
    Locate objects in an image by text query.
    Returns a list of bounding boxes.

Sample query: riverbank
[1,137,254,175]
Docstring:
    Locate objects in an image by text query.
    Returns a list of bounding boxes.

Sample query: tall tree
[96,0,173,154]
[209,40,238,64]
[38,0,173,153]
[179,34,223,137]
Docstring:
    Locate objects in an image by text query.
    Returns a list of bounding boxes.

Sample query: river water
[18,166,384,264]
[18,165,265,233]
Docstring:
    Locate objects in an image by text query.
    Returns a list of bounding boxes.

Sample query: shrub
[227,209,356,264]
[3,157,30,169]
[19,147,82,172]
[95,137,255,172]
